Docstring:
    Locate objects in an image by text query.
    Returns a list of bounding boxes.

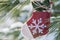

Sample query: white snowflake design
[28,18,47,35]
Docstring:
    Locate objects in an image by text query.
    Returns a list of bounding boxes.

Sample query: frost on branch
[28,18,47,35]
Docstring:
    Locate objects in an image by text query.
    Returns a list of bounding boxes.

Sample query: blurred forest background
[0,0,60,40]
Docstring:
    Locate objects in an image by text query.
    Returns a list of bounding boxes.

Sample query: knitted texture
[27,11,51,38]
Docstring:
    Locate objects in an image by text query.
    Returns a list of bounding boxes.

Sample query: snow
[0,2,59,40]
[10,22,23,29]
[54,0,60,6]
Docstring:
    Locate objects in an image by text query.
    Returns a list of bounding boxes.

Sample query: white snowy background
[0,0,60,40]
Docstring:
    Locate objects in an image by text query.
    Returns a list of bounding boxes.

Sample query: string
[33,2,49,10]
[49,0,53,12]
[32,0,53,11]
[36,1,41,6]
[33,1,39,7]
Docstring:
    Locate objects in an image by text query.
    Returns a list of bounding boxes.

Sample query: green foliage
[0,0,60,40]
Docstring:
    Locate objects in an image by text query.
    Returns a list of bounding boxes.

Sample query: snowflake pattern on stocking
[28,18,47,35]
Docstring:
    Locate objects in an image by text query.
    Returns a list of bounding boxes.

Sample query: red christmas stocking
[22,11,51,39]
